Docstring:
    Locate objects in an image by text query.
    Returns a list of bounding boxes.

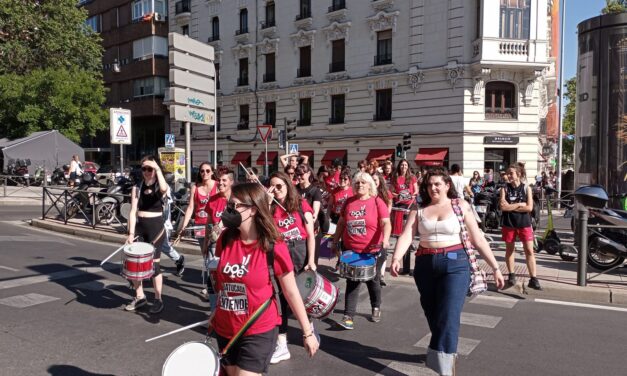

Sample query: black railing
[237,77,249,86]
[237,120,249,130]
[297,68,311,78]
[236,27,249,35]
[175,0,191,15]
[208,35,220,42]
[263,73,276,82]
[261,20,276,29]
[295,10,312,21]
[374,53,393,66]
[329,61,345,73]
[298,119,311,126]
[329,116,345,124]
[328,0,346,13]
[373,113,391,122]
[485,108,517,119]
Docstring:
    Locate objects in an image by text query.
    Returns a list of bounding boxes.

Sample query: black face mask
[220,206,242,229]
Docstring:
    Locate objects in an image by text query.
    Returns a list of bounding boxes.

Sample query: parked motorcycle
[474,187,501,232]
[95,175,135,225]
[64,172,102,218]
[6,158,30,185]
[50,166,69,186]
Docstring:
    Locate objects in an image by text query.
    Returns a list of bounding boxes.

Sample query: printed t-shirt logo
[223,255,251,278]
[278,215,295,228]
[219,282,248,313]
[350,205,366,218]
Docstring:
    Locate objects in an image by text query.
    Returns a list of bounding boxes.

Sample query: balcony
[294,10,313,29]
[296,10,312,21]
[237,77,249,86]
[472,37,548,67]
[263,73,276,83]
[261,20,276,29]
[374,53,392,66]
[208,35,220,42]
[485,107,517,120]
[297,68,311,78]
[329,61,345,73]
[328,1,346,13]
[298,119,311,126]
[237,120,249,130]
[236,27,249,36]
[329,116,345,125]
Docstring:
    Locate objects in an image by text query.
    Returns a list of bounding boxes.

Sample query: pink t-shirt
[393,176,417,205]
[205,193,227,225]
[213,237,293,338]
[341,196,389,253]
[331,187,354,215]
[272,199,313,241]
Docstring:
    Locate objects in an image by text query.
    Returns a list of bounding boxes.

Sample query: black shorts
[216,327,278,374]
[135,216,165,258]
[286,239,307,273]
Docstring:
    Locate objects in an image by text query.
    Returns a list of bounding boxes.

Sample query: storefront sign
[484,136,519,145]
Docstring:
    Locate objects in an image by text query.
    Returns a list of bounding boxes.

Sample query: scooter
[95,175,134,225]
[474,187,501,232]
[534,186,561,255]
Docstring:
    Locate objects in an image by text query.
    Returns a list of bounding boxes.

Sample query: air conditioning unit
[154,13,163,21]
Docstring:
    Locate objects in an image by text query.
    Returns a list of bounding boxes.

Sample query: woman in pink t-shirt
[211,183,318,375]
[328,171,353,225]
[332,172,391,330]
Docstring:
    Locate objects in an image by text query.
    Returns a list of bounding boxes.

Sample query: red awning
[256,151,278,166]
[321,150,347,165]
[414,148,448,166]
[366,149,394,161]
[231,151,251,165]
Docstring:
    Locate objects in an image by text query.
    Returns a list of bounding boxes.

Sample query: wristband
[303,332,314,339]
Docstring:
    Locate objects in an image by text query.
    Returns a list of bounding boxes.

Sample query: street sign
[169,69,215,94]
[289,143,299,154]
[278,130,286,149]
[257,125,272,142]
[169,33,215,61]
[170,105,215,125]
[169,51,215,77]
[165,134,175,148]
[110,108,132,145]
[165,87,215,111]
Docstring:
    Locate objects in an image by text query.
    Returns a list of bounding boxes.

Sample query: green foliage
[561,77,577,165]
[0,69,108,143]
[602,0,627,14]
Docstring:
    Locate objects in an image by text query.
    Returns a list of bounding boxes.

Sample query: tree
[602,0,627,14]
[0,0,107,143]
[561,77,577,165]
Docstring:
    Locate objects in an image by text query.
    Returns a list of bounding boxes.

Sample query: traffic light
[395,143,403,158]
[284,119,297,140]
[403,133,411,151]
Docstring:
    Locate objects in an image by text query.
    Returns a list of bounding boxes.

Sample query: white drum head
[124,242,155,256]
[295,270,317,298]
[163,342,219,376]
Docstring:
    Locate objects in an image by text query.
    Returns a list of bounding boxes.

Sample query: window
[265,102,276,127]
[238,58,248,86]
[299,98,312,126]
[297,0,312,19]
[133,36,168,60]
[238,8,248,34]
[329,0,346,13]
[174,0,190,15]
[133,0,167,20]
[239,105,249,130]
[264,53,276,82]
[330,39,345,72]
[375,89,392,121]
[210,17,220,41]
[298,46,311,77]
[263,1,276,28]
[181,25,189,36]
[375,30,393,65]
[217,107,221,131]
[85,15,101,32]
[215,63,220,90]
[330,94,345,124]
[475,0,481,39]
[499,0,530,40]
[133,77,168,97]
[485,81,517,119]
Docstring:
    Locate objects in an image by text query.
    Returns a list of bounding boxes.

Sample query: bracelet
[303,332,314,339]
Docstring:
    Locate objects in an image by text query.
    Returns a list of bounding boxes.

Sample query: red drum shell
[122,242,155,281]
[296,270,339,319]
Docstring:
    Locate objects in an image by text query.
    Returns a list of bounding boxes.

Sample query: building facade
[82,0,170,165]
[170,0,557,179]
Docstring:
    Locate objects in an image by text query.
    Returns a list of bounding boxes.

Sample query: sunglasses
[200,169,212,174]
[271,183,284,191]
[227,202,252,210]
[141,166,154,172]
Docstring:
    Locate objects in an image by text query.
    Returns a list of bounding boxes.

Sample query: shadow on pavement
[47,365,115,376]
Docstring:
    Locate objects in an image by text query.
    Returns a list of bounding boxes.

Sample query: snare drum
[121,242,155,281]
[162,341,220,376]
[339,251,377,282]
[295,270,339,319]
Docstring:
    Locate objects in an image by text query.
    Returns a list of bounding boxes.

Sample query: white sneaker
[270,341,291,364]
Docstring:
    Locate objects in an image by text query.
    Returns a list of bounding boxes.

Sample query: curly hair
[419,167,458,206]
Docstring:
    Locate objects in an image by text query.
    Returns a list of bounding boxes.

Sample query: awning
[231,151,251,165]
[366,149,394,161]
[414,148,448,166]
[256,151,278,166]
[321,150,347,165]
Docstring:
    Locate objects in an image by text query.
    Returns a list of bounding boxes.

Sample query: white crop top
[417,209,462,242]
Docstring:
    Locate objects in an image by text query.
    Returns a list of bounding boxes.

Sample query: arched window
[211,17,219,40]
[239,9,248,34]
[485,81,517,119]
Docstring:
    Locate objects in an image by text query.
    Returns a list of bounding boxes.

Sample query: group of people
[123,153,545,376]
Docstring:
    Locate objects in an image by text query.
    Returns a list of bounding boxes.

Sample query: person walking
[499,163,542,290]
[180,162,217,252]
[124,156,169,314]
[267,172,317,364]
[68,155,83,187]
[328,171,353,225]
[332,172,391,330]
[391,159,418,275]
[373,172,393,287]
[468,171,484,197]
[390,167,504,376]
[210,183,318,375]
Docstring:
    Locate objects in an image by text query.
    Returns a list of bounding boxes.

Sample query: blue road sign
[165,134,175,148]
[289,143,299,154]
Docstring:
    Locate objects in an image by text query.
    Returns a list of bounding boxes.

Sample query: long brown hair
[392,158,413,181]
[374,172,392,206]
[269,172,301,214]
[195,162,214,184]
[419,167,458,206]
[223,183,282,252]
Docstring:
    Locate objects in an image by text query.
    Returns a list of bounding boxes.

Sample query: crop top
[417,209,461,242]
[137,181,163,212]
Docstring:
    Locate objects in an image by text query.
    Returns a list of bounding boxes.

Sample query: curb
[0,198,42,206]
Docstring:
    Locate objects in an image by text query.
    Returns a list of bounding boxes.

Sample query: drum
[295,270,339,319]
[339,251,377,281]
[121,242,155,281]
[162,341,220,376]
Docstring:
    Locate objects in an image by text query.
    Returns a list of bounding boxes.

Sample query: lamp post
[556,0,566,207]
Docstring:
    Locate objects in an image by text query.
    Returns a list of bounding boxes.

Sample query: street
[0,207,625,376]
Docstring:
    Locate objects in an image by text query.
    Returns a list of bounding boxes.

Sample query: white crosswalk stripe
[414,334,481,356]
[375,361,437,375]
[0,266,104,290]
[0,293,59,308]
[470,294,519,309]
[460,312,502,328]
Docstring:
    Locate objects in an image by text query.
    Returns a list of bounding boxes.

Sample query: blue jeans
[413,248,470,375]
[160,231,181,262]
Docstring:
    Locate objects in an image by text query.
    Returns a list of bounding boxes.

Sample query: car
[83,161,100,174]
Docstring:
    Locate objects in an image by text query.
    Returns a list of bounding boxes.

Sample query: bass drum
[162,341,220,376]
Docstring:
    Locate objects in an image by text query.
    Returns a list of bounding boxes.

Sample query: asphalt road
[0,207,625,376]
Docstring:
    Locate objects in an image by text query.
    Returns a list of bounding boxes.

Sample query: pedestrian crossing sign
[289,143,299,154]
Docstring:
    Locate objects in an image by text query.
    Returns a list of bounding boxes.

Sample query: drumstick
[100,237,138,266]
[238,162,288,213]
[145,319,210,343]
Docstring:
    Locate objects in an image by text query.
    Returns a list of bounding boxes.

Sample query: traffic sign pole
[264,139,269,178]
[185,122,191,182]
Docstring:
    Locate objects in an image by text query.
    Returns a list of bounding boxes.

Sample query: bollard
[577,207,589,286]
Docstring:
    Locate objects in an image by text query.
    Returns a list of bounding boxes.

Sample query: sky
[563,0,606,82]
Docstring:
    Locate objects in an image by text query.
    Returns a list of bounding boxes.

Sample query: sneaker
[270,341,291,364]
[508,273,517,285]
[371,308,381,323]
[380,279,387,287]
[124,296,147,311]
[149,299,164,314]
[175,255,185,277]
[528,277,543,291]
[338,315,354,330]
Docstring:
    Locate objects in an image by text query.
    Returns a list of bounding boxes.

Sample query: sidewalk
[0,185,48,206]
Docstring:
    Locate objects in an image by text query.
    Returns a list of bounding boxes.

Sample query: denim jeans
[413,248,470,376]
[160,231,181,262]
[343,250,386,317]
